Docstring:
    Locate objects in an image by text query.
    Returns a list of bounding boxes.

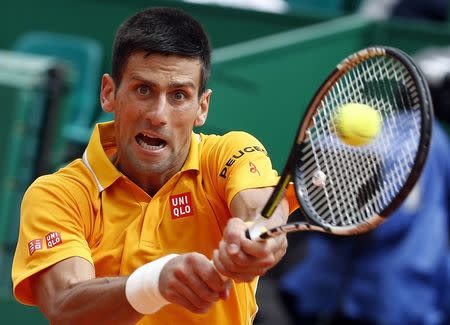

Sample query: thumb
[222,218,248,255]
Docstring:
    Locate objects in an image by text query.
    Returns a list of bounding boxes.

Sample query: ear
[100,74,116,113]
[194,89,212,127]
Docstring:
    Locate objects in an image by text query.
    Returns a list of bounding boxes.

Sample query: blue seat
[0,51,67,294]
[13,31,103,163]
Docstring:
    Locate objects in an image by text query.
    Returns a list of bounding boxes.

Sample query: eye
[137,85,151,96]
[172,91,186,101]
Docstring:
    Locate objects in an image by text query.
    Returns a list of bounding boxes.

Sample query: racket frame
[252,46,433,238]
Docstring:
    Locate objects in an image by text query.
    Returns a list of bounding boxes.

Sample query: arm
[32,254,230,324]
[31,257,142,325]
[212,187,289,282]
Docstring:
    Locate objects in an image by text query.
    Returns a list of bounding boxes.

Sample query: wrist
[125,254,179,315]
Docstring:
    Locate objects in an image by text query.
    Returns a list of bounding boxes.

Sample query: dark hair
[112,7,211,95]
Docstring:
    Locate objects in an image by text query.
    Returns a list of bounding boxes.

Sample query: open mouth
[135,133,167,150]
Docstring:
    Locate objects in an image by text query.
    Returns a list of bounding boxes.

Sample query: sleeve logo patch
[45,232,62,249]
[28,239,43,256]
[170,192,194,219]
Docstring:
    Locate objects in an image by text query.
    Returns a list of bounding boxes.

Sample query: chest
[88,174,230,276]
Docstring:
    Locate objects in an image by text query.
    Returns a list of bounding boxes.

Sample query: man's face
[101,52,210,188]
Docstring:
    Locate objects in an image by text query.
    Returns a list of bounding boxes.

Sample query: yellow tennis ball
[335,103,381,146]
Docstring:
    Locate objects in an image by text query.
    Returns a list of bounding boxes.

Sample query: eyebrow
[169,80,196,90]
[130,74,196,90]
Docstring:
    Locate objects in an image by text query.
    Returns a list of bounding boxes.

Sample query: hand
[159,253,231,313]
[212,217,288,282]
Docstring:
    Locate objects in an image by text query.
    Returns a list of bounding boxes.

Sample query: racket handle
[246,217,269,240]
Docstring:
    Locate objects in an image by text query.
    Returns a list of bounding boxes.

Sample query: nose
[145,94,168,126]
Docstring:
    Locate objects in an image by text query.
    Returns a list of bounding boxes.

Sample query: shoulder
[201,131,268,153]
[25,159,99,205]
[208,131,262,142]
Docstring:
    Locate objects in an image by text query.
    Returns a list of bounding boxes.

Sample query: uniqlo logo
[170,192,194,219]
[28,239,43,256]
[45,232,62,249]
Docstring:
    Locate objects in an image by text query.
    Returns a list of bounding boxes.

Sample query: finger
[241,236,275,257]
[178,255,222,304]
[173,268,219,309]
[217,240,251,270]
[247,237,288,267]
[161,254,222,312]
[165,283,211,314]
[205,258,232,300]
[194,258,230,295]
[213,249,260,283]
[212,248,231,277]
[219,281,231,300]
[162,264,211,313]
[217,239,270,276]
[213,249,239,279]
[273,235,288,263]
[243,235,288,271]
[218,237,269,270]
[222,218,248,255]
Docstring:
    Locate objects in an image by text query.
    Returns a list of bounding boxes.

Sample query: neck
[109,153,181,196]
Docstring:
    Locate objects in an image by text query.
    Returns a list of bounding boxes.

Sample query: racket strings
[375,57,421,190]
[315,61,383,225]
[299,54,422,228]
[364,58,420,189]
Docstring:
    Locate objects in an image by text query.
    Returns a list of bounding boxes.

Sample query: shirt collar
[82,121,201,193]
[83,121,122,192]
[181,132,201,172]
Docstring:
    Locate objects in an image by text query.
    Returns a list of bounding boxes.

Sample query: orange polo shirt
[12,121,280,324]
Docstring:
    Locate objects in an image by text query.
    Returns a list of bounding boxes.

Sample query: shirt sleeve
[12,174,93,306]
[207,131,280,207]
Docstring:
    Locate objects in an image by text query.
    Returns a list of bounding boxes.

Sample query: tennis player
[11,7,288,325]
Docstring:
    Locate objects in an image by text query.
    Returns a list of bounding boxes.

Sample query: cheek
[169,112,195,141]
[172,112,198,131]
[114,107,138,141]
[175,105,200,124]
[116,98,142,123]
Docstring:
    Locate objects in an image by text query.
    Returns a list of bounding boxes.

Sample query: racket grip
[246,217,269,240]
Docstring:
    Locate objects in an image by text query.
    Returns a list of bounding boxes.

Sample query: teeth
[137,137,164,150]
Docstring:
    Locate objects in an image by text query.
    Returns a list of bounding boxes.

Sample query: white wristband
[125,254,179,315]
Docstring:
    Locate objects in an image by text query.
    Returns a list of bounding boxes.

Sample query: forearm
[231,187,289,230]
[40,276,142,325]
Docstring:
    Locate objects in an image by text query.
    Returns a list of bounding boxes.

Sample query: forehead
[123,52,202,87]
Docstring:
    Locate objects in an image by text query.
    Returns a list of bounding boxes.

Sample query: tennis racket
[246,46,433,240]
